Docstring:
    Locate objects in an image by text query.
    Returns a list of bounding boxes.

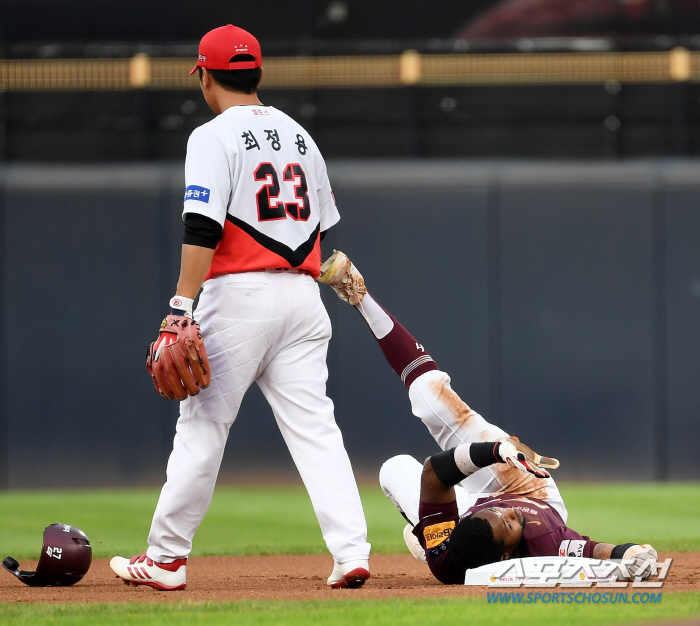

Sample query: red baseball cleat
[109,552,186,591]
[326,559,370,589]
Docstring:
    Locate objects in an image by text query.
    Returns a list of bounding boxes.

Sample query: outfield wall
[1,160,699,488]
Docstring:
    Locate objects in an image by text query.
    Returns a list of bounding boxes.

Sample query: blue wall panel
[665,171,700,479]
[1,161,698,487]
[498,176,656,479]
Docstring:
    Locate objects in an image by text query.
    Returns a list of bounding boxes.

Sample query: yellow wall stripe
[1,49,699,91]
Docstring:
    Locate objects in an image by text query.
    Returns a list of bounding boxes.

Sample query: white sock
[453,443,480,475]
[355,293,394,339]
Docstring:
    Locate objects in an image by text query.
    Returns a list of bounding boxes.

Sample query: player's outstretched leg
[319,250,503,449]
[319,250,439,387]
[319,251,568,525]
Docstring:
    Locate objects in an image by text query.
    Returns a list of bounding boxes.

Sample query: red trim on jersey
[205,220,322,280]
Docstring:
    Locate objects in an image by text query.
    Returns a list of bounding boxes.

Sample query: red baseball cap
[190,25,262,75]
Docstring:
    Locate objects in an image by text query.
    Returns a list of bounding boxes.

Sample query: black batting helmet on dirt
[2,523,92,586]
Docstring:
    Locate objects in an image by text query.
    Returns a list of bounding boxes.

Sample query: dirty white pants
[379,369,567,524]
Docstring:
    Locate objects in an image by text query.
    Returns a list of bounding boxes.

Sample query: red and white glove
[617,544,658,581]
[496,437,560,479]
[146,312,211,401]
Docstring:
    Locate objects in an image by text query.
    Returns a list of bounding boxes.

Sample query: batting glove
[496,437,560,479]
[618,544,658,581]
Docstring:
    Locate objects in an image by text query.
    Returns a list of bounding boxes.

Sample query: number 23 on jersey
[254,162,311,222]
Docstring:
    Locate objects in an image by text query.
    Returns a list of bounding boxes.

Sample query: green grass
[2,484,699,626]
[0,484,405,559]
[1,594,699,626]
[560,482,700,552]
[1,482,699,560]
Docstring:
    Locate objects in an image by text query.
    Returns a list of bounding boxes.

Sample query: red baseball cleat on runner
[109,553,186,591]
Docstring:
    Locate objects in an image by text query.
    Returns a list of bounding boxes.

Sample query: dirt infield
[1,553,698,604]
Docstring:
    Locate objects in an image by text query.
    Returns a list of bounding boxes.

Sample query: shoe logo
[127,566,153,580]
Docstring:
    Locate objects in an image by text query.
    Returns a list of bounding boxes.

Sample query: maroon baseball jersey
[413,494,599,585]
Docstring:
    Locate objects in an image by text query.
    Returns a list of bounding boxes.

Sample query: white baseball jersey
[183,105,340,279]
[145,102,370,570]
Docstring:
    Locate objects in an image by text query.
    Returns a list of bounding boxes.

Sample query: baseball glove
[146,314,211,401]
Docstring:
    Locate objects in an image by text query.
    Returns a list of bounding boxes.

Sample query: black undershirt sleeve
[183,213,223,249]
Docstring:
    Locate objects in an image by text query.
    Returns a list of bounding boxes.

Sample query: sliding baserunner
[318,251,657,585]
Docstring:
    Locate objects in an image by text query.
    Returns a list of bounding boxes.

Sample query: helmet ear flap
[2,557,20,575]
[2,523,92,587]
[3,553,46,586]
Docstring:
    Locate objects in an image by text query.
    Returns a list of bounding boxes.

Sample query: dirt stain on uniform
[427,375,550,501]
[490,464,550,501]
[428,376,479,428]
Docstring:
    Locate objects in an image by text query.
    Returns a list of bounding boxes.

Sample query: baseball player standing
[110,25,370,590]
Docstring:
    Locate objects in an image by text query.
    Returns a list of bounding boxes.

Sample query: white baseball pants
[147,271,370,564]
[379,369,568,523]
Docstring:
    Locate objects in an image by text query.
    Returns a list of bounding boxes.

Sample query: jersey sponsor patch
[250,107,273,117]
[558,539,587,557]
[184,185,211,203]
[423,521,455,549]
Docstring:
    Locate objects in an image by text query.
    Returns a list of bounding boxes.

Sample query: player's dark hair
[199,54,262,94]
[448,516,507,570]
